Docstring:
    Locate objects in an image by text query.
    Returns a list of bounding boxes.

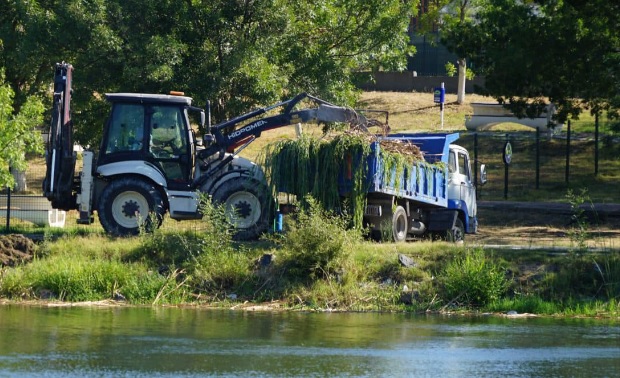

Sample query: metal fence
[458,119,619,202]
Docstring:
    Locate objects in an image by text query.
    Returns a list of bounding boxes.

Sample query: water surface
[0,305,618,377]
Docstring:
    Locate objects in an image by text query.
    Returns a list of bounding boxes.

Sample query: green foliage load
[262,132,420,229]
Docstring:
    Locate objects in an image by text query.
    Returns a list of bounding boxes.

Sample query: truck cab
[447,144,482,235]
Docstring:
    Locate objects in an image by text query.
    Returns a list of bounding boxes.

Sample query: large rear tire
[98,177,164,236]
[392,206,408,243]
[211,178,272,241]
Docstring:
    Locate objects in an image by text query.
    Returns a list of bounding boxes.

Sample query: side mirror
[479,164,488,185]
[200,111,206,130]
[203,134,215,147]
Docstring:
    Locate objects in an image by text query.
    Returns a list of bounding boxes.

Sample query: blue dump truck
[340,132,486,242]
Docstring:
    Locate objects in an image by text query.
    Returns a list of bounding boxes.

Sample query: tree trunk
[457,58,467,105]
[11,168,27,193]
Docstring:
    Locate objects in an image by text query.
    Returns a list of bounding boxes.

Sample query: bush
[440,248,509,308]
[541,254,620,301]
[280,196,361,280]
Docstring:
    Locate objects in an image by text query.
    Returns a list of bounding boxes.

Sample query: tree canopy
[0,69,44,189]
[0,0,416,148]
[441,0,620,124]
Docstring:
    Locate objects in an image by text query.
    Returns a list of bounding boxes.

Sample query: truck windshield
[448,149,471,180]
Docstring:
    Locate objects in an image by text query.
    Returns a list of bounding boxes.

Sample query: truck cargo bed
[339,133,460,208]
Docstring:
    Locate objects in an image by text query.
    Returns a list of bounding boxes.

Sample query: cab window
[105,104,144,153]
[149,105,190,182]
[458,151,471,180]
[448,150,456,174]
[149,106,187,157]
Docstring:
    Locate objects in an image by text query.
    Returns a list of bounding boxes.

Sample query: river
[0,305,618,377]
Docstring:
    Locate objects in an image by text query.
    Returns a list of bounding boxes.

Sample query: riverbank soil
[471,203,620,249]
[0,234,35,266]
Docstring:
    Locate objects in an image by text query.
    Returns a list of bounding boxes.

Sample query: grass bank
[1,203,618,318]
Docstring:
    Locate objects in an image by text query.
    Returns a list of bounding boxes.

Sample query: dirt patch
[471,206,620,248]
[0,234,36,267]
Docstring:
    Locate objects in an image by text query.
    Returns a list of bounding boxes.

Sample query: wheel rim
[224,191,261,229]
[450,220,465,243]
[454,226,464,242]
[111,190,150,229]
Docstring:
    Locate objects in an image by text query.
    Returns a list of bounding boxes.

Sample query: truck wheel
[98,178,164,236]
[447,218,465,243]
[392,206,408,243]
[212,178,272,240]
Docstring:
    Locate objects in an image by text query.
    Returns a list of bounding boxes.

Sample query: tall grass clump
[132,197,233,267]
[130,197,258,299]
[541,253,620,301]
[440,248,509,308]
[0,253,173,303]
[278,196,361,281]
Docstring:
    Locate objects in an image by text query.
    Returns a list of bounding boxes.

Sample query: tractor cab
[99,93,201,189]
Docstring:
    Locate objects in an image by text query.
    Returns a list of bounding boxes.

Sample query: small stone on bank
[398,254,416,268]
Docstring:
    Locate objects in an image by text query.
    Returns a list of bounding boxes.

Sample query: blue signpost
[434,83,446,129]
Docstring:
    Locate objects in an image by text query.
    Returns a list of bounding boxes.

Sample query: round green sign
[503,141,513,165]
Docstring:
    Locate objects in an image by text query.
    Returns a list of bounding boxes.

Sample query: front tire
[447,217,465,243]
[211,178,272,240]
[98,177,164,236]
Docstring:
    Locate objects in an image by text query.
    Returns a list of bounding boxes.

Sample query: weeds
[1,193,618,316]
[132,197,234,266]
[277,196,361,281]
[0,253,175,303]
[566,188,595,252]
[440,248,509,308]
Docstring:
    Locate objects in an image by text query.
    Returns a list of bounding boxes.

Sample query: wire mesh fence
[2,118,618,235]
[458,118,619,203]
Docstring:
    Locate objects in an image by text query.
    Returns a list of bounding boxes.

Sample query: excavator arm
[43,62,78,210]
[202,93,370,157]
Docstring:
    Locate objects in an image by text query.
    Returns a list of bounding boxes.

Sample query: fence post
[536,127,540,189]
[595,113,599,175]
[503,135,512,200]
[565,120,571,184]
[5,186,10,233]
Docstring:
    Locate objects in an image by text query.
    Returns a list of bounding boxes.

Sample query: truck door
[448,146,477,230]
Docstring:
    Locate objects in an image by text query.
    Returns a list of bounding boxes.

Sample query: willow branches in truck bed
[260,131,425,229]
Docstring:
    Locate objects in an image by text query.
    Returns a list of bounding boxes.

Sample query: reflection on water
[0,306,618,377]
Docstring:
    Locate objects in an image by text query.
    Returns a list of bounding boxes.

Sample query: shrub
[280,196,361,280]
[440,248,509,308]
